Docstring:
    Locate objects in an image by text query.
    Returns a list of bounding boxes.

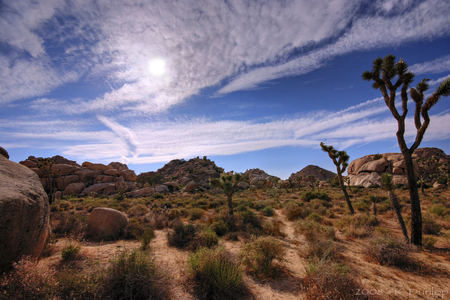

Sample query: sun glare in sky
[148,58,166,77]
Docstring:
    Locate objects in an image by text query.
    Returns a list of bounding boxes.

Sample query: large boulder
[85,207,128,241]
[121,169,136,181]
[0,155,51,271]
[185,181,197,192]
[81,183,116,197]
[82,162,113,172]
[63,182,86,196]
[51,164,79,176]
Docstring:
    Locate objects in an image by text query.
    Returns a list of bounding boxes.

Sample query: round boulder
[0,146,9,159]
[85,207,128,241]
[0,155,51,271]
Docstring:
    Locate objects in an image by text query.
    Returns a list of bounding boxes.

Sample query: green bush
[167,222,198,249]
[423,235,438,250]
[283,201,309,221]
[188,247,244,300]
[239,236,286,278]
[189,208,204,220]
[100,249,170,300]
[153,193,164,199]
[210,220,229,236]
[261,206,274,216]
[192,227,219,249]
[353,200,370,212]
[126,204,148,218]
[61,243,81,261]
[306,211,323,223]
[422,214,442,235]
[237,210,262,229]
[301,191,330,202]
[139,228,155,251]
[429,204,447,217]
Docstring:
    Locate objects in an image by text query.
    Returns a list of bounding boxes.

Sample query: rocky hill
[289,165,336,182]
[347,147,449,187]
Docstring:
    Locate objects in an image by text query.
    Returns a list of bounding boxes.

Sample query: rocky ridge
[19,156,136,198]
[347,147,449,188]
[289,165,337,182]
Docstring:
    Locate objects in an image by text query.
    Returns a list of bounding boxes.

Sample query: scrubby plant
[261,206,274,216]
[262,219,285,237]
[189,208,205,220]
[192,227,219,249]
[239,236,286,278]
[188,247,244,300]
[334,214,378,232]
[422,214,442,235]
[365,235,415,267]
[100,249,170,300]
[139,228,155,251]
[126,204,149,218]
[167,222,198,249]
[61,243,81,261]
[429,204,447,217]
[422,235,438,250]
[283,201,309,221]
[55,269,103,299]
[295,219,336,260]
[210,219,229,236]
[303,260,367,300]
[0,257,58,299]
[301,191,330,202]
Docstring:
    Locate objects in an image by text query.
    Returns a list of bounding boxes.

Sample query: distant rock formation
[19,156,136,198]
[289,165,336,182]
[347,147,449,188]
[129,156,223,197]
[242,168,280,188]
[0,146,9,159]
[0,154,51,271]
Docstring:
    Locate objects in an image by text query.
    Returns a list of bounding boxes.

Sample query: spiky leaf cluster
[320,142,349,175]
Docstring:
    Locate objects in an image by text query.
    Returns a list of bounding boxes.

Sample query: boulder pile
[19,156,136,198]
[128,156,223,197]
[242,168,280,188]
[347,147,449,188]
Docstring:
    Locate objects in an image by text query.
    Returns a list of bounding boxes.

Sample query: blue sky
[1,0,450,179]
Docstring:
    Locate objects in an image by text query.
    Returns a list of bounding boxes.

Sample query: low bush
[364,235,415,267]
[100,249,171,300]
[301,191,330,202]
[126,204,148,218]
[422,214,442,235]
[61,243,81,261]
[334,214,378,232]
[139,228,155,251]
[422,235,438,250]
[261,206,274,216]
[189,208,205,220]
[262,219,285,237]
[210,220,229,236]
[295,219,336,260]
[0,257,58,299]
[55,269,103,299]
[167,222,198,249]
[429,204,448,217]
[188,247,244,300]
[192,227,219,249]
[239,236,286,278]
[283,201,309,221]
[303,260,369,300]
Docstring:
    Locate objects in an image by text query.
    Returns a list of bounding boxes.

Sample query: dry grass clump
[188,246,246,300]
[239,236,286,278]
[303,260,372,300]
[61,242,81,261]
[283,201,310,221]
[99,249,172,300]
[335,214,378,239]
[295,219,337,260]
[364,234,415,268]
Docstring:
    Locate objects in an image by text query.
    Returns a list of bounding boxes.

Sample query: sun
[148,58,166,77]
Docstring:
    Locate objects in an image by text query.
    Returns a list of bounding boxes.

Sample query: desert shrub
[295,219,336,260]
[364,235,415,267]
[422,235,438,250]
[192,227,219,250]
[283,201,309,221]
[373,226,392,237]
[99,249,170,300]
[261,206,274,216]
[153,193,164,199]
[376,199,391,214]
[342,224,372,240]
[126,204,148,218]
[429,204,448,217]
[167,222,198,249]
[55,269,103,299]
[422,214,442,235]
[303,260,369,300]
[124,218,146,239]
[52,211,88,237]
[189,208,205,220]
[0,257,58,299]
[61,243,81,261]
[188,247,244,300]
[162,201,172,208]
[335,214,378,232]
[166,208,181,220]
[210,220,229,236]
[353,200,370,212]
[306,211,323,223]
[139,228,155,251]
[262,219,285,237]
[145,211,171,229]
[239,236,286,278]
[57,200,75,211]
[237,210,262,229]
[302,191,330,202]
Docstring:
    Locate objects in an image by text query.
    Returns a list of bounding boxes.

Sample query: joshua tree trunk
[372,202,377,216]
[337,173,355,215]
[388,190,409,243]
[403,151,421,245]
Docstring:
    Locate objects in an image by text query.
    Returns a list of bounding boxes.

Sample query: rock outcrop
[289,165,336,182]
[0,146,9,159]
[85,207,128,241]
[347,148,449,188]
[242,169,280,188]
[19,156,136,198]
[0,155,51,271]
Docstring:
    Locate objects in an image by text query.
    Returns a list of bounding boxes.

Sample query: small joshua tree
[210,172,242,216]
[362,54,450,246]
[381,174,409,243]
[320,142,355,215]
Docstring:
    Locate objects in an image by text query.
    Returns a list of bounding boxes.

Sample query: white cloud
[410,55,450,75]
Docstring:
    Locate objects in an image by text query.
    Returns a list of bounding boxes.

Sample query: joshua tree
[320,142,355,215]
[362,54,450,246]
[306,175,316,190]
[381,174,409,243]
[210,172,242,216]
